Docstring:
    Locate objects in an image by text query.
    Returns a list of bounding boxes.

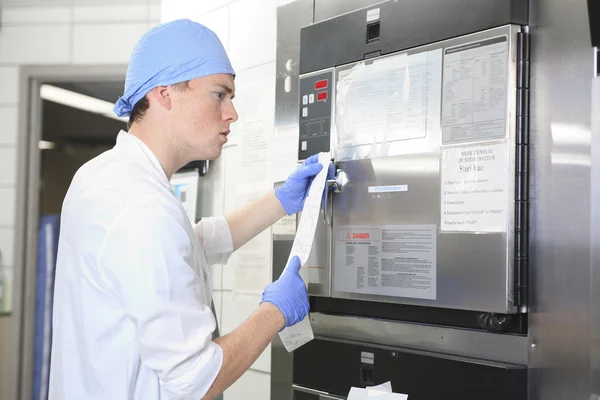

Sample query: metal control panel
[298,69,334,160]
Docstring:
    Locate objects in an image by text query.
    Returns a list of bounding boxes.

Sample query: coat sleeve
[98,198,222,400]
[194,216,234,266]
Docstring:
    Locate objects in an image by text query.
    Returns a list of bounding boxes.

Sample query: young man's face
[169,73,238,161]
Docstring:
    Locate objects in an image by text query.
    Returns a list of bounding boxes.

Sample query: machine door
[329,25,526,313]
[292,338,527,400]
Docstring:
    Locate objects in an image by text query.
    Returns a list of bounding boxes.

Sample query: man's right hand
[260,256,309,329]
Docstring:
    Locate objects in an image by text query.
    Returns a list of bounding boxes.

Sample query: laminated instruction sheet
[334,225,437,300]
[335,48,442,160]
[278,152,331,352]
[440,142,509,232]
[441,36,508,144]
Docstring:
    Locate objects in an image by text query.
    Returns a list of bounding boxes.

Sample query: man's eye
[215,92,225,100]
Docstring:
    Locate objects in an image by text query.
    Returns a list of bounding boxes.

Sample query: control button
[309,94,315,104]
[301,141,307,151]
[317,91,328,102]
[302,95,308,105]
[302,107,308,117]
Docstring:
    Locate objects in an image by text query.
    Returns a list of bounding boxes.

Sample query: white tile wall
[74,0,155,5]
[0,25,71,64]
[222,262,234,291]
[0,6,72,25]
[160,0,231,23]
[191,6,230,52]
[0,0,72,6]
[229,0,277,71]
[231,61,276,128]
[73,5,149,22]
[210,264,223,290]
[149,5,162,23]
[221,292,263,334]
[212,290,223,328]
[72,22,148,64]
[159,0,282,394]
[0,0,153,5]
[0,108,19,145]
[222,145,239,214]
[0,67,20,105]
[0,187,16,226]
[252,342,271,373]
[0,4,161,399]
[0,148,17,185]
[0,228,15,267]
[225,369,270,399]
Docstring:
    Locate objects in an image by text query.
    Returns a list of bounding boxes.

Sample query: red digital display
[315,79,328,90]
[317,91,328,102]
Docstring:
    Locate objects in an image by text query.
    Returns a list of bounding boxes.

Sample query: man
[48,19,330,400]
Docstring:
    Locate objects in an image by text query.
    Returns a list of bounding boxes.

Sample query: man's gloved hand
[260,256,309,329]
[275,154,336,215]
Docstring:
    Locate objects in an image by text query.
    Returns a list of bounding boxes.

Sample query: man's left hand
[274,154,335,215]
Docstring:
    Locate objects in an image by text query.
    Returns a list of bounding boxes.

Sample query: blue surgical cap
[114,19,235,117]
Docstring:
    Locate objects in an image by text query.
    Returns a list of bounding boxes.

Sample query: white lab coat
[48,131,234,400]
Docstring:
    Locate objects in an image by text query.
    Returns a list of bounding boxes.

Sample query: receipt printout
[348,382,408,400]
[278,152,331,352]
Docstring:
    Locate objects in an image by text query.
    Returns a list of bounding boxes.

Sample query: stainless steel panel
[275,0,314,131]
[331,26,521,313]
[310,312,528,365]
[293,384,344,399]
[272,2,314,400]
[527,0,594,398]
[298,68,335,298]
[314,0,387,23]
[592,75,600,400]
[305,199,332,297]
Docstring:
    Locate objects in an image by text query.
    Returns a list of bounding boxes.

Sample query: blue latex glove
[260,256,309,329]
[275,154,336,215]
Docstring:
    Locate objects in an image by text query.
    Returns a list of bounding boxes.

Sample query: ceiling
[42,81,127,146]
[51,81,125,104]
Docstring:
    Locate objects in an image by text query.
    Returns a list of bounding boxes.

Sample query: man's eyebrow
[214,83,234,95]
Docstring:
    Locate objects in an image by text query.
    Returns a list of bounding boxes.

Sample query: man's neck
[128,123,183,181]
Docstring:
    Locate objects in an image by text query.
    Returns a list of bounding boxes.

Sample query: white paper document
[335,49,442,161]
[278,152,331,352]
[348,381,408,400]
[334,225,437,300]
[441,36,508,144]
[441,142,509,232]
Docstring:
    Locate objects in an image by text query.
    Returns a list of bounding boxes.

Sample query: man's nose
[224,101,239,123]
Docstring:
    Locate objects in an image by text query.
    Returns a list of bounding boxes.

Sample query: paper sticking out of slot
[277,152,331,352]
[348,382,408,400]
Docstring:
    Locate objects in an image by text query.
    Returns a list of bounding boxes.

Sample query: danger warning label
[341,229,380,242]
[335,225,437,300]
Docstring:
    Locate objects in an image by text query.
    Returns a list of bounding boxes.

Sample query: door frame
[13,65,127,400]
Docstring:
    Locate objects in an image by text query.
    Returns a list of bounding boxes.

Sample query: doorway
[13,65,127,400]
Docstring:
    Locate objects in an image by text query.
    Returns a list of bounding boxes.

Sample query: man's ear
[150,86,172,111]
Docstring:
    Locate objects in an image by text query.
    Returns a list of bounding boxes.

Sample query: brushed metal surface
[592,75,600,400]
[272,2,315,400]
[314,0,387,23]
[309,312,528,365]
[330,26,522,313]
[527,0,594,398]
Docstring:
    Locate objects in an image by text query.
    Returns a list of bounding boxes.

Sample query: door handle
[321,169,344,226]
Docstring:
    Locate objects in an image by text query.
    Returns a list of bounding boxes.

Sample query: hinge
[514,30,530,311]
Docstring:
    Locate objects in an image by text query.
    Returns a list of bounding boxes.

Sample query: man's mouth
[220,130,230,137]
